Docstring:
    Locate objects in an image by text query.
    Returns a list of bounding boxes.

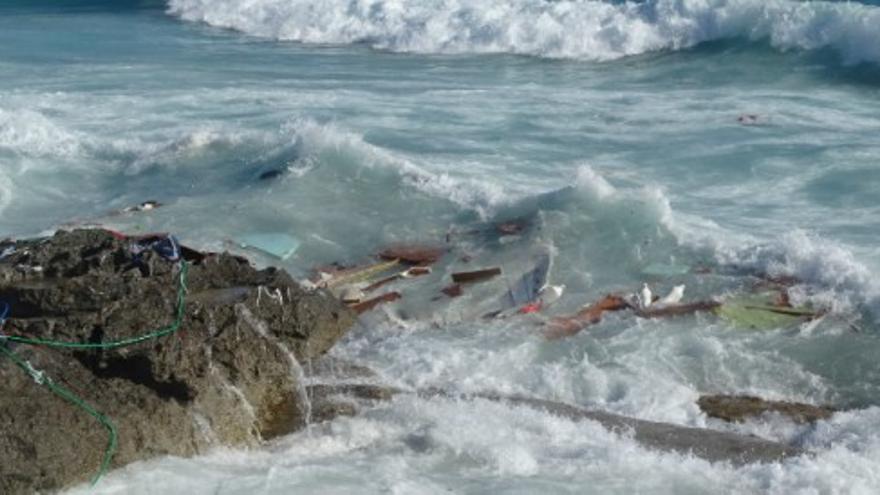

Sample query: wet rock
[306,355,380,381]
[698,394,835,424]
[0,229,356,494]
[305,383,403,424]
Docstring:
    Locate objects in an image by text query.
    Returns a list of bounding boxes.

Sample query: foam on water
[67,392,880,494]
[168,0,880,65]
[0,107,84,160]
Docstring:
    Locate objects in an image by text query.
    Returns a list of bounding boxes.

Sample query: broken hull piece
[451,267,502,284]
[503,253,551,309]
[440,284,464,298]
[378,244,445,265]
[350,292,402,314]
[545,294,630,339]
[320,259,401,289]
[715,292,818,330]
[636,300,721,319]
[237,233,300,260]
[363,266,433,293]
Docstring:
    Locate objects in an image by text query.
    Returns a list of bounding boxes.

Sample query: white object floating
[539,284,565,307]
[640,283,653,309]
[657,285,686,306]
[237,233,300,260]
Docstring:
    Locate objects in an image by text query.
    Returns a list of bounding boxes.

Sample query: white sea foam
[712,229,880,316]
[560,165,879,320]
[168,0,880,65]
[66,391,880,494]
[0,107,83,160]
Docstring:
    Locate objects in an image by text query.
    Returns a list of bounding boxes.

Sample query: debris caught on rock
[318,259,400,289]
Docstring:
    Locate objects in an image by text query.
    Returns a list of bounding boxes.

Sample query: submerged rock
[424,390,804,466]
[0,229,356,494]
[298,384,805,466]
[699,394,835,424]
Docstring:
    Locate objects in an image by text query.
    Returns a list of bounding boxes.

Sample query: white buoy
[640,283,653,309]
[657,285,685,306]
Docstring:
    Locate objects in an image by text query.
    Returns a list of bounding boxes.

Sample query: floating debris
[378,244,445,265]
[451,267,502,284]
[351,292,402,314]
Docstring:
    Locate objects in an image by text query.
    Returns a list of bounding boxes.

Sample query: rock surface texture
[0,229,356,494]
[698,394,835,424]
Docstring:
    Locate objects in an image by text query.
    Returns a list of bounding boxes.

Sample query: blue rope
[0,300,9,337]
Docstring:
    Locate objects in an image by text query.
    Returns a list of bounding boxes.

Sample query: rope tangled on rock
[4,262,189,349]
[0,262,189,487]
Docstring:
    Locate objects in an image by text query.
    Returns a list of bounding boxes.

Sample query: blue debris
[131,234,181,262]
[503,253,551,308]
[0,300,9,338]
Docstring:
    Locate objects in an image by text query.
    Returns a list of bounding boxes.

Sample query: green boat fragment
[714,292,818,330]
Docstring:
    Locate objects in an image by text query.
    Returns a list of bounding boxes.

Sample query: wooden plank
[350,292,402,314]
[451,267,502,284]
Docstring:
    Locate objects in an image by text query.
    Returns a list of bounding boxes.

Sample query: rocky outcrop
[0,229,356,494]
[699,394,835,424]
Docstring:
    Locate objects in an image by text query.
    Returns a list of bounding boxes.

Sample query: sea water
[2,1,880,493]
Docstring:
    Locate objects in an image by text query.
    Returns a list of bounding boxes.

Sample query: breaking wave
[503,165,880,320]
[168,0,880,65]
[0,108,84,160]
[280,119,511,216]
[0,111,514,234]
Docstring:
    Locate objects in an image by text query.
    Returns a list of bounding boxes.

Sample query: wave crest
[168,0,880,64]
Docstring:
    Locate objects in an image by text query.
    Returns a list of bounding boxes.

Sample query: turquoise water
[3,1,880,493]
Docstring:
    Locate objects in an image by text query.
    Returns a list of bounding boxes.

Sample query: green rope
[0,344,117,486]
[0,261,189,487]
[5,262,189,349]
